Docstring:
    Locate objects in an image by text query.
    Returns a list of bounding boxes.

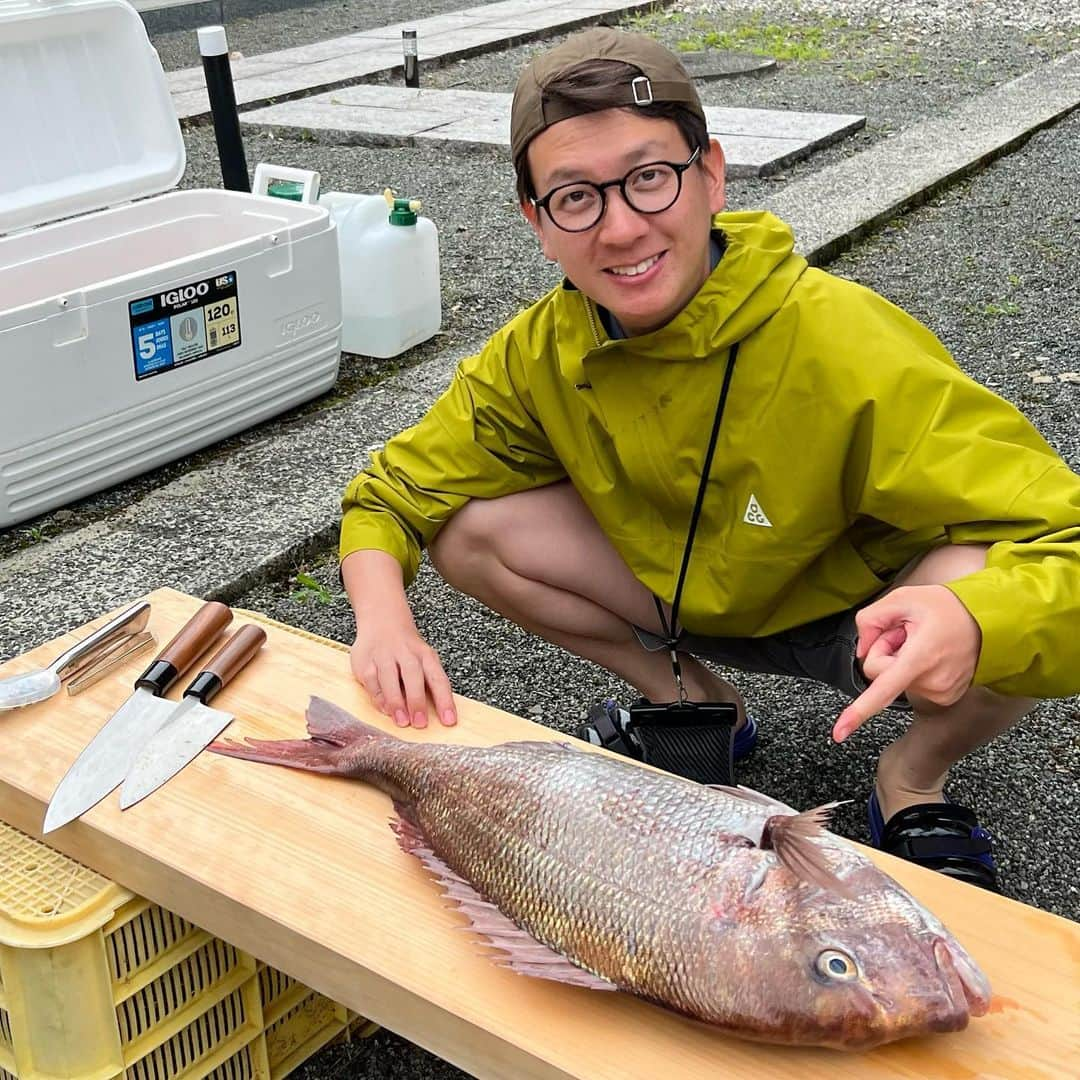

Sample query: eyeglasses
[531,147,702,233]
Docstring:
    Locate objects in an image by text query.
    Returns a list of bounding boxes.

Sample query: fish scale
[210,698,993,1050]
[403,745,759,996]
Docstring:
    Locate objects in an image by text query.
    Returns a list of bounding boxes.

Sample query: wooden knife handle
[135,601,232,695]
[209,625,267,682]
[185,625,267,705]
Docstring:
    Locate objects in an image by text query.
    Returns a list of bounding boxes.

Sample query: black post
[402,29,419,88]
[198,25,250,193]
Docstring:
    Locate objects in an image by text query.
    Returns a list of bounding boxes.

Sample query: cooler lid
[0,0,186,234]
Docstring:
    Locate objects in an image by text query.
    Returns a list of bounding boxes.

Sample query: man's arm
[338,323,566,728]
[832,356,1080,734]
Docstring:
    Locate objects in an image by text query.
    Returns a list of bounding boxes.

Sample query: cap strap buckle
[630,75,653,106]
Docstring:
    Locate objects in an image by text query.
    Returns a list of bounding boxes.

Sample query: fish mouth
[930,937,991,1026]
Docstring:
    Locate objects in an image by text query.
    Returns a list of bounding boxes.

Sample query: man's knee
[429,481,579,586]
[428,497,502,585]
[899,543,990,588]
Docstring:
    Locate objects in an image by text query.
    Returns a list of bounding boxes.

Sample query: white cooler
[0,0,342,528]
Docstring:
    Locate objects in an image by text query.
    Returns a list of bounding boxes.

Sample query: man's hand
[832,584,981,743]
[341,549,457,730]
[351,616,457,729]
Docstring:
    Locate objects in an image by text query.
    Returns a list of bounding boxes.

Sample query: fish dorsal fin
[500,739,581,753]
[306,696,389,745]
[708,783,799,815]
[389,805,617,991]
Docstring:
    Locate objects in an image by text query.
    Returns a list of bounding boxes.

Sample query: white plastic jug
[317,189,384,223]
[330,190,442,358]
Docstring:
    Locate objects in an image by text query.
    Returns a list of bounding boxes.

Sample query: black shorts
[634,601,912,709]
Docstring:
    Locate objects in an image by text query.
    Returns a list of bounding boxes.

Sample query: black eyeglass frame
[530,146,703,234]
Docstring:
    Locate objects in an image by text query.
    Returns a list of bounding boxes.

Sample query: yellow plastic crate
[0,820,376,1080]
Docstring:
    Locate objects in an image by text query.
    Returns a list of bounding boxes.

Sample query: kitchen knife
[42,601,232,834]
[119,624,266,809]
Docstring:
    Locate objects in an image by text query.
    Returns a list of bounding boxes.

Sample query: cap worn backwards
[510,28,706,164]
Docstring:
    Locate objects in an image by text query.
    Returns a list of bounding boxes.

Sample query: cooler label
[129,271,242,380]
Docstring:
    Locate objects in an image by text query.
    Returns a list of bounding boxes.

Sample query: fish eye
[816,949,858,981]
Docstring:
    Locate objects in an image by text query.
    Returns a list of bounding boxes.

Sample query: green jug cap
[267,179,305,201]
[388,196,420,226]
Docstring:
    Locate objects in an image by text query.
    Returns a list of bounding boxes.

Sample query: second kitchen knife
[119,624,266,809]
[42,601,233,834]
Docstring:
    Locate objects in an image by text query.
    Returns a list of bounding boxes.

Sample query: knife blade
[42,601,233,834]
[119,624,266,809]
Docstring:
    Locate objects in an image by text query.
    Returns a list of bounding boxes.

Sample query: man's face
[521,109,726,337]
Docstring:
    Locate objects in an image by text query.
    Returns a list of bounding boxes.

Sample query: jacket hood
[551,210,806,383]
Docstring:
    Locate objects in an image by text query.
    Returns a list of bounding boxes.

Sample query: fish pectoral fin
[389,805,617,992]
[760,803,858,899]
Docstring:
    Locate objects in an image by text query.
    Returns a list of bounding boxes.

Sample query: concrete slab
[680,50,777,81]
[241,86,865,177]
[718,135,814,178]
[270,38,387,66]
[416,115,511,147]
[708,107,865,143]
[763,49,1080,262]
[412,25,539,61]
[167,56,295,94]
[458,0,582,17]
[168,0,667,121]
[350,14,485,41]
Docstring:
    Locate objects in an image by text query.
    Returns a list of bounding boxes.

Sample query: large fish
[210,697,991,1050]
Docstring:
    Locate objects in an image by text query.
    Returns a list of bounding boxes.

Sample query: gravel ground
[6,3,1079,1076]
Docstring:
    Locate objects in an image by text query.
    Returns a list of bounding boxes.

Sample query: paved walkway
[764,50,1080,262]
[169,0,667,120]
[240,86,864,177]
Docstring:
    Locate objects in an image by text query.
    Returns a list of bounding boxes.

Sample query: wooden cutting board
[0,588,1076,1079]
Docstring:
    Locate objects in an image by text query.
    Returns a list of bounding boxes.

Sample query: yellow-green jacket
[342,211,1080,698]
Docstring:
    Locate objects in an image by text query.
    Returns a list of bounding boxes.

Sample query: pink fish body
[211,697,991,1050]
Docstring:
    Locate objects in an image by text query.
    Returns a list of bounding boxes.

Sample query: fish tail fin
[209,735,348,772]
[761,801,858,899]
[208,697,399,776]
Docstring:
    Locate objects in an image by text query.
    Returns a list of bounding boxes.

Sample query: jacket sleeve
[339,328,566,585]
[840,301,1080,698]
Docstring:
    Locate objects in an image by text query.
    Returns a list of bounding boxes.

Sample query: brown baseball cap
[510,28,706,164]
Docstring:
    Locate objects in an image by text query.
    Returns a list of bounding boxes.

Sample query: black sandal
[868,791,999,892]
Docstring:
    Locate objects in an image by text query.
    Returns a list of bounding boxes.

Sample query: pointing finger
[832,659,914,743]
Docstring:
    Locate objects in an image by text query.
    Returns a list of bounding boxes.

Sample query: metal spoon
[0,600,151,710]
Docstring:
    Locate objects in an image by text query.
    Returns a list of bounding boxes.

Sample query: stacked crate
[0,820,375,1080]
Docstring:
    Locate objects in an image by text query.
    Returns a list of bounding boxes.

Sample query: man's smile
[605,251,666,278]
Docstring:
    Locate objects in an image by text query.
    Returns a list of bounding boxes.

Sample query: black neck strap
[653,340,740,698]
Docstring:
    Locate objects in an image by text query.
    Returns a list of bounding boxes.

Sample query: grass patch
[675,21,839,61]
[626,10,851,62]
[290,570,340,605]
[969,300,1022,318]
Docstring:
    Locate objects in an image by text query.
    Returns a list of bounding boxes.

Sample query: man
[339,28,1080,892]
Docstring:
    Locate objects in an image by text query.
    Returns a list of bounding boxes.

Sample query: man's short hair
[511,28,709,203]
